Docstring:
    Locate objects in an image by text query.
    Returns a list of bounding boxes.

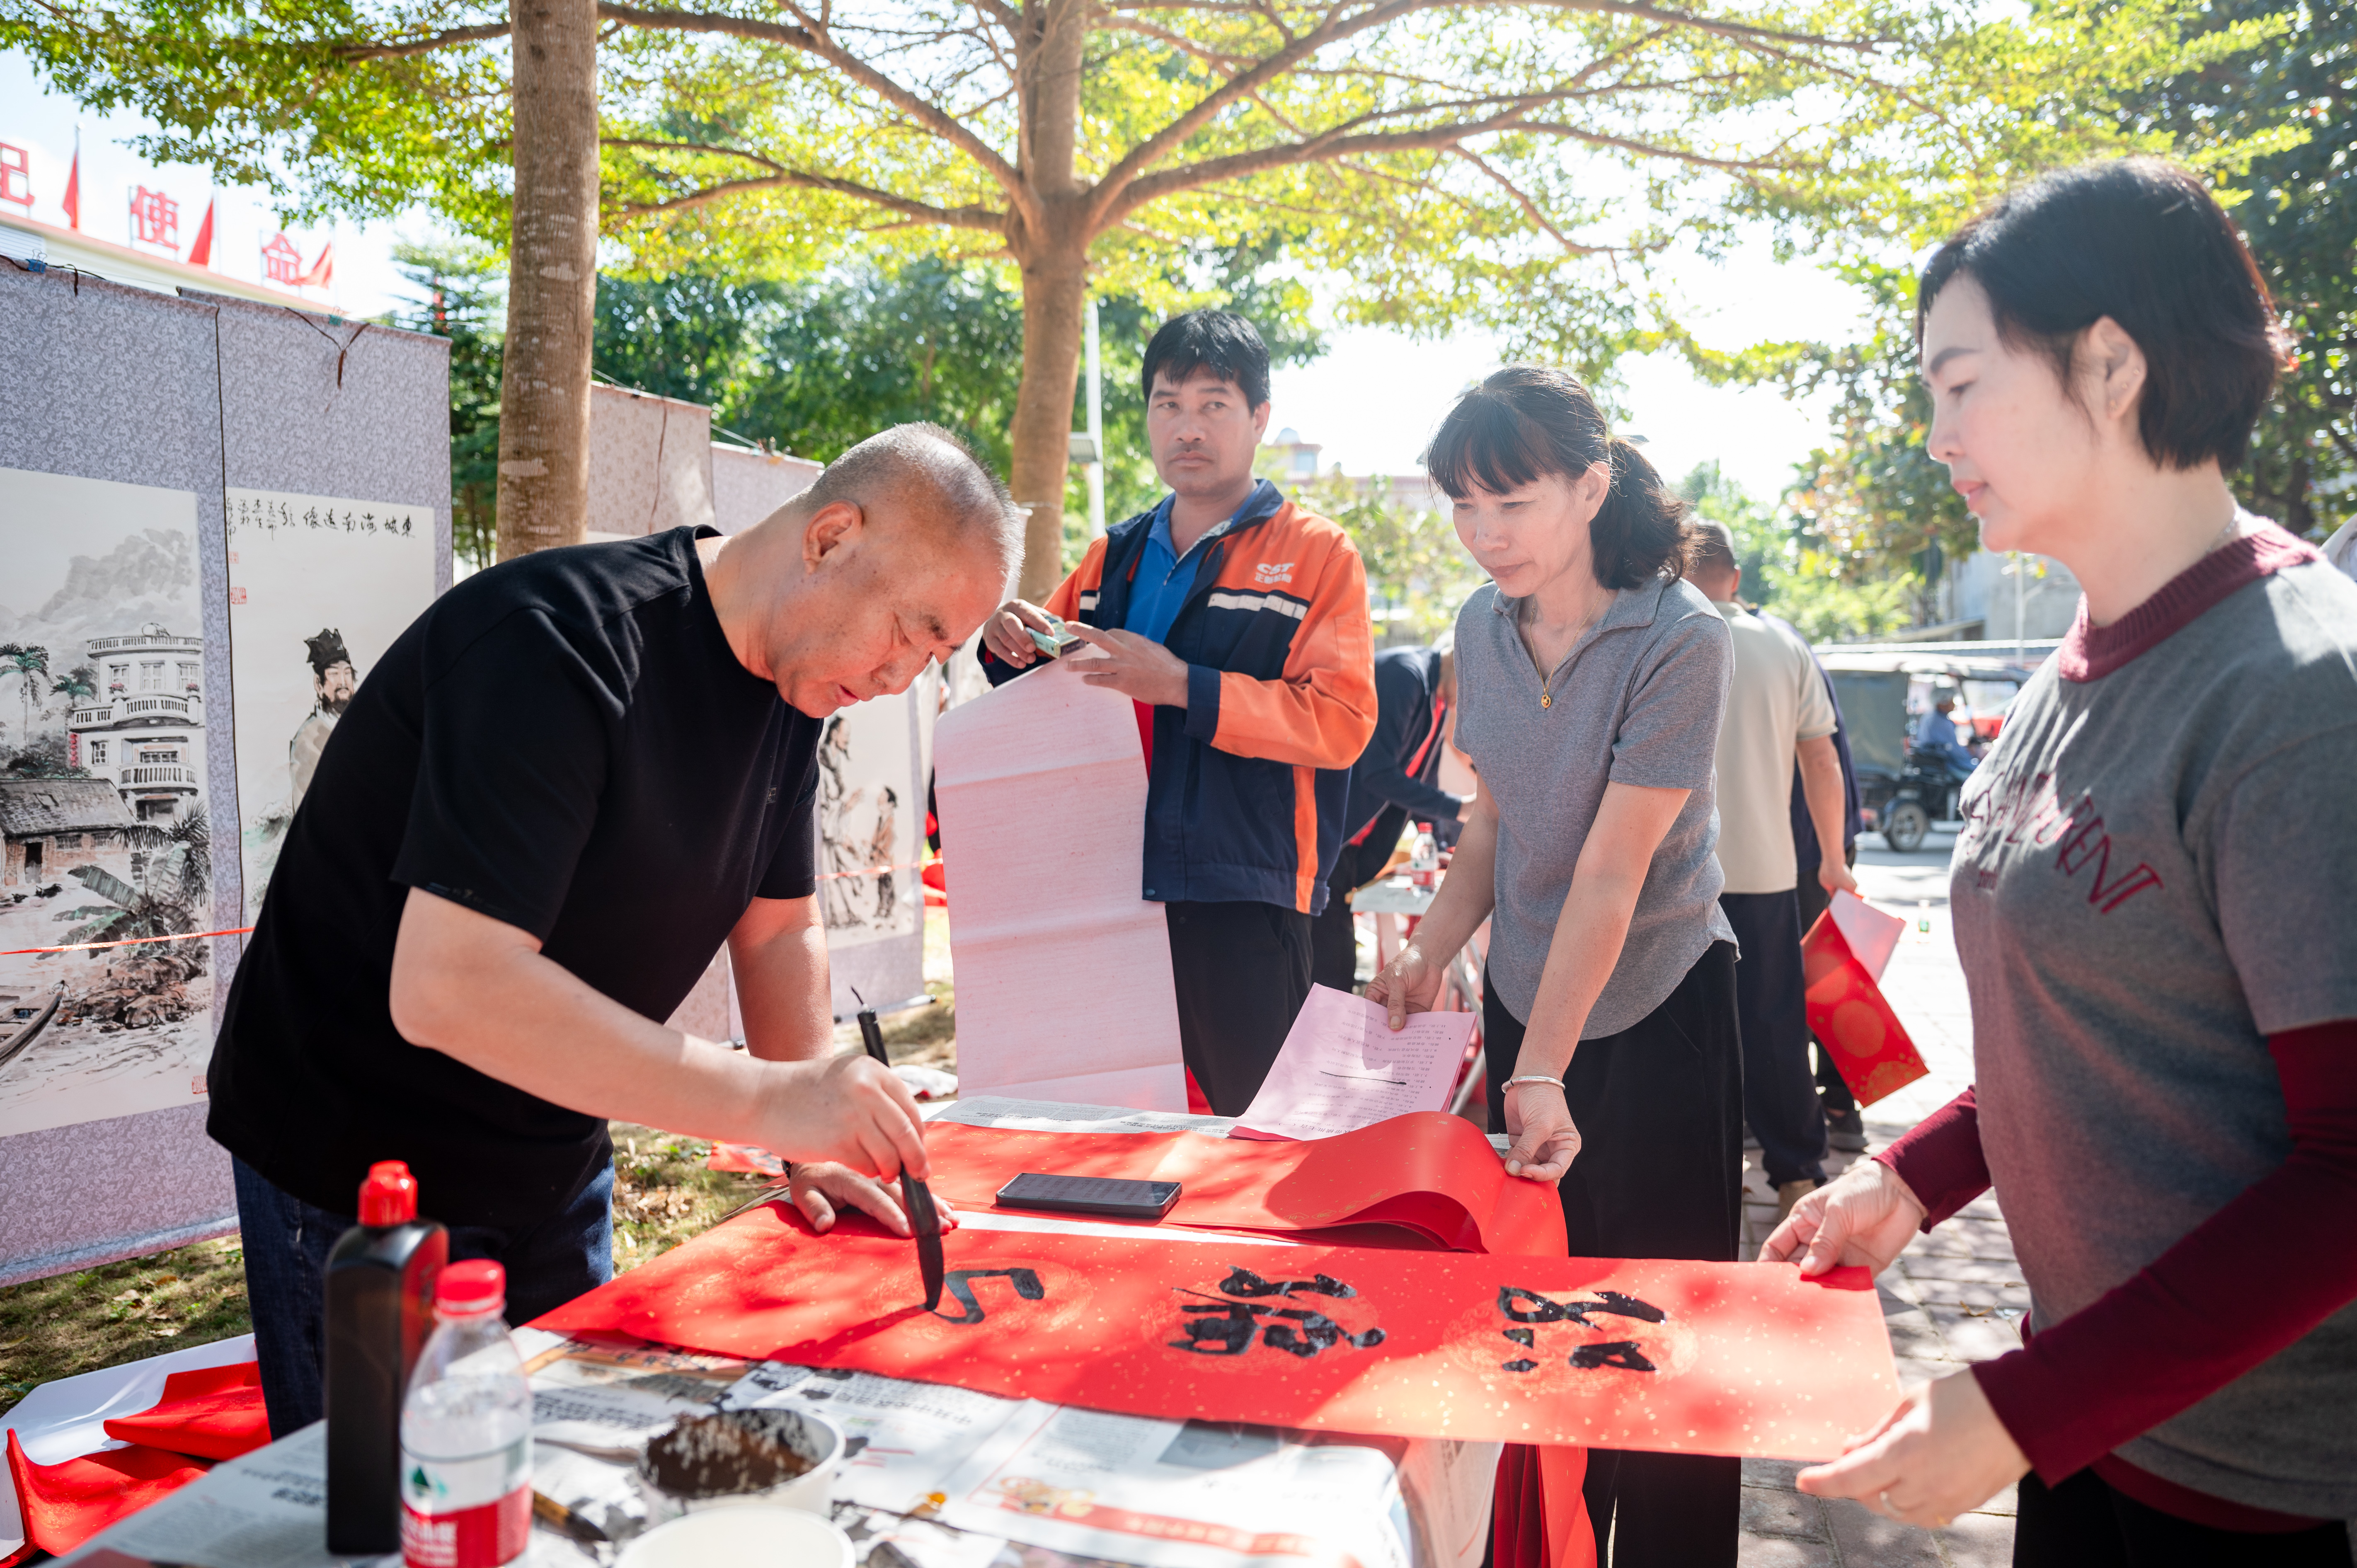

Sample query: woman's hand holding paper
[1367,943,1444,1028]
[1796,1369,2029,1531]
[1759,1157,1926,1276]
[1499,1079,1580,1181]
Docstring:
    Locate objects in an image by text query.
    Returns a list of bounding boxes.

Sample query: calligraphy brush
[851,987,946,1312]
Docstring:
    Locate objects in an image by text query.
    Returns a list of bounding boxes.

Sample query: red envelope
[923,1113,1566,1257]
[5,1429,209,1558]
[535,1205,1897,1460]
[99,1362,268,1462]
[1801,914,1930,1107]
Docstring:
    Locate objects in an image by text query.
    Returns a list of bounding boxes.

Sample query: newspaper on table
[722,1360,1468,1568]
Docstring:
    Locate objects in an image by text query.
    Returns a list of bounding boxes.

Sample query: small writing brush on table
[852,987,945,1312]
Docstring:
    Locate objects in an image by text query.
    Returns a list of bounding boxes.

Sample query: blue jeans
[233,1158,615,1438]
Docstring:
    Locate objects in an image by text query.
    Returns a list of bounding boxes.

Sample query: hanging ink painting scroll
[539,1206,1899,1459]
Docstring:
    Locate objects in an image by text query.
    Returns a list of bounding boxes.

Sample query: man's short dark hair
[1916,157,2287,472]
[1141,310,1272,409]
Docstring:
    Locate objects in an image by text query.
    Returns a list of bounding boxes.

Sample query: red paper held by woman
[921,1113,1567,1256]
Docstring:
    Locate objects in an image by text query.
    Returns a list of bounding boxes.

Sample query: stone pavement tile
[1974,1482,2018,1516]
[1738,1533,1839,1568]
[1890,1257,2023,1288]
[1743,1458,1809,1489]
[1885,1317,1952,1361]
[1892,1356,1963,1385]
[1919,1305,2024,1363]
[1935,1508,2017,1566]
[1824,1497,1945,1568]
[1902,1278,2032,1313]
[1742,1483,1825,1539]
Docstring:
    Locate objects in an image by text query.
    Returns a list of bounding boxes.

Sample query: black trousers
[1165,899,1313,1116]
[1483,942,1744,1568]
[1794,854,1859,1115]
[1720,890,1829,1188]
[1310,839,1394,994]
[2015,1469,2352,1568]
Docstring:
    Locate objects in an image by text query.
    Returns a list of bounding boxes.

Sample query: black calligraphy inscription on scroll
[1495,1286,1666,1374]
[933,1268,1046,1325]
[1168,1267,1387,1360]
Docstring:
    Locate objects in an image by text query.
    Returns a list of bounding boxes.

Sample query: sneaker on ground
[1826,1106,1868,1153]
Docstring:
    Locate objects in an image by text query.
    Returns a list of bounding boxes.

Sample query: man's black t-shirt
[209,527,821,1230]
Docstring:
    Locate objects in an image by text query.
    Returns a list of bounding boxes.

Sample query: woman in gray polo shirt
[1369,367,1739,1567]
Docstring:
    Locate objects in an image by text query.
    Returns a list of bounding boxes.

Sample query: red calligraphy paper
[923,1113,1566,1257]
[536,1208,1898,1461]
[1801,915,1929,1108]
[98,1362,268,1463]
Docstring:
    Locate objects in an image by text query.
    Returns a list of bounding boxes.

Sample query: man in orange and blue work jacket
[982,310,1377,1115]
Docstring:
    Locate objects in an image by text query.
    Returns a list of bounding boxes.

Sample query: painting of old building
[0,467,214,1138]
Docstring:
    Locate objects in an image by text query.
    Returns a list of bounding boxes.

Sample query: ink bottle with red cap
[400,1260,533,1568]
[325,1159,447,1556]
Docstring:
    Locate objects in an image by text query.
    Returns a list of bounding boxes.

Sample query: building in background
[0,776,138,892]
[65,623,206,825]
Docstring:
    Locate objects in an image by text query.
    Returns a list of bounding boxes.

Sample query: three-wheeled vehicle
[1817,650,2037,852]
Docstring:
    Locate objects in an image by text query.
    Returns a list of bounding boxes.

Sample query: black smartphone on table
[995,1171,1182,1220]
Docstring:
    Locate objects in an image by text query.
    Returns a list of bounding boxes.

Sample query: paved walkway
[1737,833,2024,1568]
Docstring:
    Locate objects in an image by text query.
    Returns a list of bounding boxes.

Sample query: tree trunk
[495,0,601,560]
[1005,0,1092,600]
[1008,245,1090,600]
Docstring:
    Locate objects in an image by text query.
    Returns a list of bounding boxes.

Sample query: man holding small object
[208,426,1013,1435]
[978,310,1377,1115]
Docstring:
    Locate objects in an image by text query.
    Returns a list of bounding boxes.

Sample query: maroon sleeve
[1972,1020,2357,1484]
[1873,1086,1989,1227]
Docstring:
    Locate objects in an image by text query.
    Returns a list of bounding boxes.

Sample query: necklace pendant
[1540,693,1552,709]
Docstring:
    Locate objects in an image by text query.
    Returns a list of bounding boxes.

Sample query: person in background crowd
[1370,367,1741,1566]
[1767,157,2357,1564]
[1310,637,1468,993]
[1688,524,1860,1220]
[210,426,1014,1436]
[1911,691,1978,779]
[1756,608,1868,1152]
[981,310,1377,1114]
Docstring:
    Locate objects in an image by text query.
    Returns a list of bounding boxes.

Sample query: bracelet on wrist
[1500,1074,1564,1094]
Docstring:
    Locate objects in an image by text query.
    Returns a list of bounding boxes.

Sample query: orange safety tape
[0,926,255,958]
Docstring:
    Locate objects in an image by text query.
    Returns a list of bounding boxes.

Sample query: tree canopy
[7,0,2286,587]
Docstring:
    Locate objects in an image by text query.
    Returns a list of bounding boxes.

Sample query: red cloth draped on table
[6,1362,266,1558]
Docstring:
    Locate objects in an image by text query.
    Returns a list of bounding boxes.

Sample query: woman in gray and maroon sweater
[1763,158,2357,1565]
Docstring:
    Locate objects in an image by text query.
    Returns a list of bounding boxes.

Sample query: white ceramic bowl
[615,1505,858,1568]
[633,1406,846,1527]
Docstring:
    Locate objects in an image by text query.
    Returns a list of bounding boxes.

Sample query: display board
[0,268,242,1285]
[0,269,451,1285]
[586,385,716,539]
[709,444,819,535]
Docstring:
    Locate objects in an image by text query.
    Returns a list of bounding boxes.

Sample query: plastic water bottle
[399,1260,531,1568]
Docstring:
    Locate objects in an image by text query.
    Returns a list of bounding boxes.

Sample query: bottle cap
[357,1160,418,1226]
[435,1259,506,1315]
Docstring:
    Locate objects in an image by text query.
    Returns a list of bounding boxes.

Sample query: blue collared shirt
[1123,480,1277,646]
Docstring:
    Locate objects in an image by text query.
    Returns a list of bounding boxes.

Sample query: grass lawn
[0,974,956,1421]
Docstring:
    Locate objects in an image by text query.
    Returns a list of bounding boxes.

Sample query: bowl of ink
[633,1405,846,1526]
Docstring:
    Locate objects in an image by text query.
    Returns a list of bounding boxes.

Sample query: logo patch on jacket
[1253,561,1296,586]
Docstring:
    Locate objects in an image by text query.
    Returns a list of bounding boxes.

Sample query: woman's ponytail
[1591,435,1696,589]
[1426,369,1700,591]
